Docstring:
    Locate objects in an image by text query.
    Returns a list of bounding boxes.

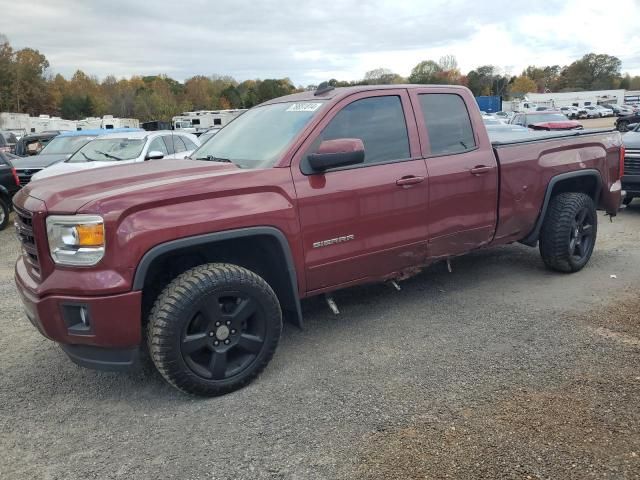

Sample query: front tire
[539,193,597,273]
[148,263,282,396]
[623,196,634,206]
[618,121,629,132]
[0,199,9,230]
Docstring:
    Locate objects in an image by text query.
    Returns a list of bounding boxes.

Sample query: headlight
[46,215,105,266]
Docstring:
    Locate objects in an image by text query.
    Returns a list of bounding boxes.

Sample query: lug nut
[224,339,230,345]
[213,340,219,346]
[215,321,221,327]
[226,320,231,325]
[208,332,214,337]
[230,329,236,334]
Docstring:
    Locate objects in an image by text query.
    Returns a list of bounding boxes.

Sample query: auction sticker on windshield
[286,103,323,112]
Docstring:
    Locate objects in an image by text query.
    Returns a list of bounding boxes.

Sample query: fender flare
[520,169,602,246]
[132,226,303,327]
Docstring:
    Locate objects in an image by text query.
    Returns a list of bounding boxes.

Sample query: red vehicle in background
[13,84,623,396]
[510,111,584,131]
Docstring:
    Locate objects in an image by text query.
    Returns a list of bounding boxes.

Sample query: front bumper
[15,258,143,370]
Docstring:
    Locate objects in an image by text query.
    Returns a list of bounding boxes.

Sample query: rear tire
[148,263,282,396]
[539,193,597,273]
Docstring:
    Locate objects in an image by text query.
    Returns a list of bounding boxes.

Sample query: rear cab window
[417,93,476,155]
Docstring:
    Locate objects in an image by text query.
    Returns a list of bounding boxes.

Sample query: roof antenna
[314,82,335,96]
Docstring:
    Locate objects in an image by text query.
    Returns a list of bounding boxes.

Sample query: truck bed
[489,128,622,246]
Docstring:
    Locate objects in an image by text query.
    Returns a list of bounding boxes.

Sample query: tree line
[1,33,639,122]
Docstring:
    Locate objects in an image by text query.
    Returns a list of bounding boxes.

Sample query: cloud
[0,0,638,85]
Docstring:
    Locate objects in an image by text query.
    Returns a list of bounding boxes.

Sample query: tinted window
[418,94,476,154]
[148,137,168,155]
[313,95,409,165]
[182,136,198,150]
[172,136,187,153]
[214,118,222,125]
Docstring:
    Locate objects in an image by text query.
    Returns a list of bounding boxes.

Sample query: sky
[1,0,639,85]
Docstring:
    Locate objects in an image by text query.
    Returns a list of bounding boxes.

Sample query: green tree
[559,53,622,90]
[408,60,442,84]
[510,75,537,95]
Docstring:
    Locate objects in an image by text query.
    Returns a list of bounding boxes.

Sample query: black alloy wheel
[148,263,282,396]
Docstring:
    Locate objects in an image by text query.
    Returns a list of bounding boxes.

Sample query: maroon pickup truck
[14,85,624,396]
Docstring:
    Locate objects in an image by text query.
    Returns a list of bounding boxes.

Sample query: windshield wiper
[197,155,233,163]
[80,152,100,162]
[95,150,125,161]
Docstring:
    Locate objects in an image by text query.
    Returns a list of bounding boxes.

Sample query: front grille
[16,168,42,185]
[624,148,640,176]
[14,205,41,277]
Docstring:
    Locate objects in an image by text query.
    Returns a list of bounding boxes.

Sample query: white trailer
[29,115,77,133]
[525,90,626,109]
[100,115,139,129]
[77,116,140,130]
[172,109,246,133]
[0,112,31,137]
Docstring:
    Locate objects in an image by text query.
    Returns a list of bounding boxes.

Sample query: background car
[621,122,640,206]
[0,131,19,154]
[32,130,201,181]
[594,105,614,117]
[14,131,61,157]
[583,106,603,118]
[0,151,22,229]
[482,116,506,126]
[12,128,141,185]
[560,106,587,119]
[617,105,635,116]
[616,112,640,132]
[509,111,583,131]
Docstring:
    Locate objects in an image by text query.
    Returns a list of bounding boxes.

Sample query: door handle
[469,165,492,175]
[396,175,425,186]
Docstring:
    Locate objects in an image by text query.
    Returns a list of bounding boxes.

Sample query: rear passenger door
[409,89,498,257]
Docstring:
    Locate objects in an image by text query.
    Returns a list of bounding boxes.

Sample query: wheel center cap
[216,325,230,341]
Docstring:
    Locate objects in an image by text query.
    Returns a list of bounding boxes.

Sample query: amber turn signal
[76,224,105,247]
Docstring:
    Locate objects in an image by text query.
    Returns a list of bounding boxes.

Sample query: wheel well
[520,171,602,246]
[549,174,600,204]
[139,234,301,327]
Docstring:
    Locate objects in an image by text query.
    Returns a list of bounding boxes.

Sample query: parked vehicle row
[32,131,200,181]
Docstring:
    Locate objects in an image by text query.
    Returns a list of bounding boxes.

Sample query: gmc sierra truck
[14,85,624,396]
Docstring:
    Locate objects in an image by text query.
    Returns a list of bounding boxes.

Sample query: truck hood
[622,131,640,148]
[529,121,582,130]
[11,153,71,169]
[21,159,240,213]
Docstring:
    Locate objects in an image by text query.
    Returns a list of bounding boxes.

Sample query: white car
[583,106,605,118]
[560,106,586,119]
[31,131,200,181]
[594,105,614,117]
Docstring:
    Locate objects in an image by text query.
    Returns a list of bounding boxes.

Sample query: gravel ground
[1,203,640,480]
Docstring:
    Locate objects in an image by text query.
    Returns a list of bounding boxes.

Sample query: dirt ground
[1,202,639,479]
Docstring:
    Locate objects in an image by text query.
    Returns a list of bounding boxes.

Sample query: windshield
[68,137,146,163]
[190,101,324,168]
[198,130,219,145]
[40,135,95,155]
[527,113,569,123]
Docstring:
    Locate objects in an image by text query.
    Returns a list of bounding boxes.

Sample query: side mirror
[145,150,164,160]
[308,138,365,172]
